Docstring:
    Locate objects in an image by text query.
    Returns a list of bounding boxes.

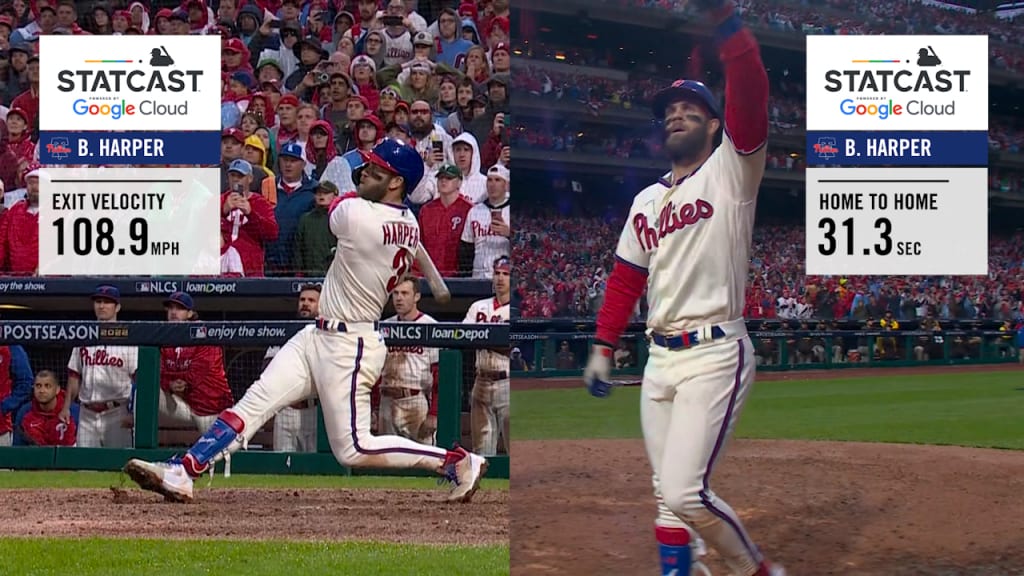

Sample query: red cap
[277,94,300,108]
[222,128,245,143]
[224,38,245,53]
[0,15,14,28]
[493,42,509,54]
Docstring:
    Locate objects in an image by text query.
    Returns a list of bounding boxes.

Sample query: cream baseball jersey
[615,136,766,333]
[381,312,439,391]
[321,194,420,323]
[67,345,139,403]
[463,297,510,374]
[460,199,511,279]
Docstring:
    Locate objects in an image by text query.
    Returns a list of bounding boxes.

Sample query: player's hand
[583,344,614,398]
[420,414,437,438]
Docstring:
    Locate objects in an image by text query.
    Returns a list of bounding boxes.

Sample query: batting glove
[583,344,614,398]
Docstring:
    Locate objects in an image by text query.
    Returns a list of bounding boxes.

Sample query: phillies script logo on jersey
[383,222,420,247]
[80,348,125,367]
[633,198,714,251]
[471,221,503,237]
[476,312,504,323]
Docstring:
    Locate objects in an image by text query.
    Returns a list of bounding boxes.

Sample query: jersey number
[386,248,413,293]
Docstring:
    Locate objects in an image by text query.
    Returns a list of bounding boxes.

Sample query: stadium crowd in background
[514,214,1024,323]
[0,0,512,278]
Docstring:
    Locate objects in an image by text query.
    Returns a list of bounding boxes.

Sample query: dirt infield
[511,439,1024,576]
[0,486,508,546]
[511,365,1024,575]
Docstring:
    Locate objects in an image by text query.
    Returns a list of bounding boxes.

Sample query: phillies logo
[633,198,714,251]
[451,216,463,231]
[80,348,125,367]
[475,312,504,323]
[471,221,503,237]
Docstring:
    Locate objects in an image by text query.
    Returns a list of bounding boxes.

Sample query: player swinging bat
[583,1,785,575]
[124,138,487,504]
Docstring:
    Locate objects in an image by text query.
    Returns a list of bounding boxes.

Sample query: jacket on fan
[0,200,39,275]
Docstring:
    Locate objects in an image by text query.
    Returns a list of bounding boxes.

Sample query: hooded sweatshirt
[419,131,486,204]
[305,119,353,190]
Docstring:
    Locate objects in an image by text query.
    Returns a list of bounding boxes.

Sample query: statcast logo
[58,47,202,119]
[825,46,968,121]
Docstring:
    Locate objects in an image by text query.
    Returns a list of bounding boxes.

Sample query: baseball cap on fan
[493,255,511,272]
[228,158,253,176]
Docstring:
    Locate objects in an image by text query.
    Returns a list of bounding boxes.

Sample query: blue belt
[650,325,726,350]
[315,318,379,332]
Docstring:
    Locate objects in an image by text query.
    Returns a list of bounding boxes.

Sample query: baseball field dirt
[511,365,1024,576]
[0,486,508,546]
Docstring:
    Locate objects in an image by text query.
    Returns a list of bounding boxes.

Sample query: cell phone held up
[431,139,444,155]
[381,15,403,27]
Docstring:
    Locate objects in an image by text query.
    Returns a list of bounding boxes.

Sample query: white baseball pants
[226,325,447,470]
[158,390,219,433]
[642,332,763,576]
[470,377,510,456]
[77,404,133,448]
[273,405,318,452]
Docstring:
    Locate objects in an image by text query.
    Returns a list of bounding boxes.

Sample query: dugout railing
[512,321,1021,379]
[0,320,509,479]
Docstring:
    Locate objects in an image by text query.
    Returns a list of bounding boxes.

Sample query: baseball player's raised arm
[714,1,768,157]
[595,202,650,347]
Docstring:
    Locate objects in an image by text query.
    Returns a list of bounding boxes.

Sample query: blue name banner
[38,131,222,165]
[805,131,989,166]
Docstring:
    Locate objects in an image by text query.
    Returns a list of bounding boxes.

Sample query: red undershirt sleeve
[595,258,648,347]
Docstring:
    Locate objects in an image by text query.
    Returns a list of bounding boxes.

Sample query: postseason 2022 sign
[804,35,988,276]
[39,35,221,132]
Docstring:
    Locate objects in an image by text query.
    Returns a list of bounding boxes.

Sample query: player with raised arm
[125,138,488,504]
[582,1,785,575]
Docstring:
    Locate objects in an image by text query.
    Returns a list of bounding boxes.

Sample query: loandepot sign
[40,35,221,131]
[806,35,988,132]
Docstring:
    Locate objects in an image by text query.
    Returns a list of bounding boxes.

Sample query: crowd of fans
[0,0,512,278]
[607,0,1024,73]
[515,215,1024,323]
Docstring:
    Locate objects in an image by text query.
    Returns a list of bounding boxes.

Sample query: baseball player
[463,256,511,456]
[458,164,510,279]
[65,285,138,448]
[376,273,439,444]
[158,292,235,433]
[582,2,785,575]
[266,285,322,453]
[125,139,487,503]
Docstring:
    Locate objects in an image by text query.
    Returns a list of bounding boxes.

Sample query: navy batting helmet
[359,138,425,194]
[651,79,721,121]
